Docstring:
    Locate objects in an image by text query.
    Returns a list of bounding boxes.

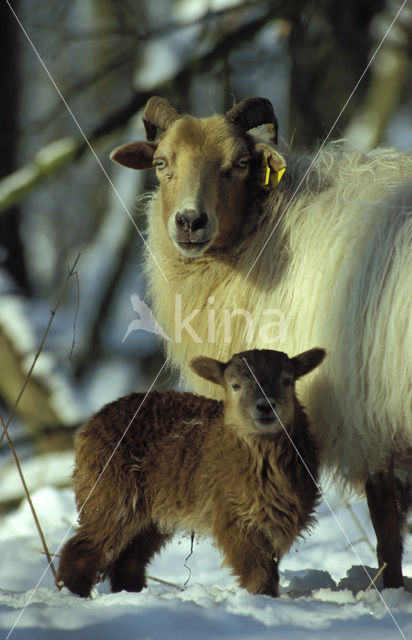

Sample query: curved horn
[226,97,279,143]
[142,96,181,141]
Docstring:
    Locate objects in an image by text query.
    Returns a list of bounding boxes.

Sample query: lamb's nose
[255,397,276,414]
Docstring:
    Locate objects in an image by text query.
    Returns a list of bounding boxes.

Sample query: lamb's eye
[283,378,292,388]
[231,383,241,391]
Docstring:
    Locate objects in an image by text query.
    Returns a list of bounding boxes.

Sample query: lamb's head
[191,348,326,436]
[110,97,286,258]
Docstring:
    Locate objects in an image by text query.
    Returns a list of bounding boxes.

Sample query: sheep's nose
[175,210,208,232]
[255,397,276,414]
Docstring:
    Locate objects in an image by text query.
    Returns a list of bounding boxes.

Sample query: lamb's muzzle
[253,396,278,430]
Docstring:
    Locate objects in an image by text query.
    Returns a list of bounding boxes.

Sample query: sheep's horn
[142,96,181,141]
[226,97,279,144]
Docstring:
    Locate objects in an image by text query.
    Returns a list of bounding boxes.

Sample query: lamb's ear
[291,348,326,379]
[190,357,226,387]
[110,141,157,170]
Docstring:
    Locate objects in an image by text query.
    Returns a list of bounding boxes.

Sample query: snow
[0,458,412,639]
[0,452,74,502]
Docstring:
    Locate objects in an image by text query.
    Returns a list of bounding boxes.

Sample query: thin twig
[365,562,387,592]
[0,253,81,447]
[184,531,195,587]
[147,575,184,591]
[0,413,58,582]
[68,258,80,365]
[338,489,375,555]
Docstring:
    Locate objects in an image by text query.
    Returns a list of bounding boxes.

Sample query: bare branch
[20,52,132,137]
[35,1,269,42]
[0,138,79,214]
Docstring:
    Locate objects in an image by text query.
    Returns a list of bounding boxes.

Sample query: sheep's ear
[190,357,226,387]
[291,348,326,379]
[254,142,286,175]
[110,141,157,170]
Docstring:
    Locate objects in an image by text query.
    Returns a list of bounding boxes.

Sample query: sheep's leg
[108,523,172,593]
[215,524,279,596]
[365,470,405,589]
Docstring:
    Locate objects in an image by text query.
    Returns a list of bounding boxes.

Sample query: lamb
[57,347,324,598]
[110,96,412,589]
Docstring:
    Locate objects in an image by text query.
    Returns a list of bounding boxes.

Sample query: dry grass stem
[365,562,388,592]
[147,575,184,591]
[338,490,375,555]
[0,412,58,581]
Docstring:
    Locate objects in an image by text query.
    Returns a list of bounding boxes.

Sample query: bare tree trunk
[344,7,411,150]
[288,0,386,148]
[0,0,31,293]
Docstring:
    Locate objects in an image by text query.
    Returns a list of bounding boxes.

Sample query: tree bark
[0,0,31,292]
[288,0,386,148]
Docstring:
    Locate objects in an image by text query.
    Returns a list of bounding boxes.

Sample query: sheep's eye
[236,156,250,170]
[231,383,241,391]
[282,378,292,388]
[153,158,166,169]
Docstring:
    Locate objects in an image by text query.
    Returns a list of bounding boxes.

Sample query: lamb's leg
[108,523,172,593]
[57,533,104,597]
[58,507,149,596]
[365,469,406,589]
[215,524,279,596]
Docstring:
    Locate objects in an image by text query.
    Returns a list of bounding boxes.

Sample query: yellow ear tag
[270,166,286,187]
[259,161,271,187]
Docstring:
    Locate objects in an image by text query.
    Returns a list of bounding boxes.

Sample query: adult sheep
[111,96,412,589]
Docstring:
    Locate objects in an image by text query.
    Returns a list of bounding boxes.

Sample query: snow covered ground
[0,455,412,639]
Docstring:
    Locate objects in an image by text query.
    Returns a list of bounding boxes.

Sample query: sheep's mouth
[168,213,217,257]
[177,240,210,249]
[173,238,213,257]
